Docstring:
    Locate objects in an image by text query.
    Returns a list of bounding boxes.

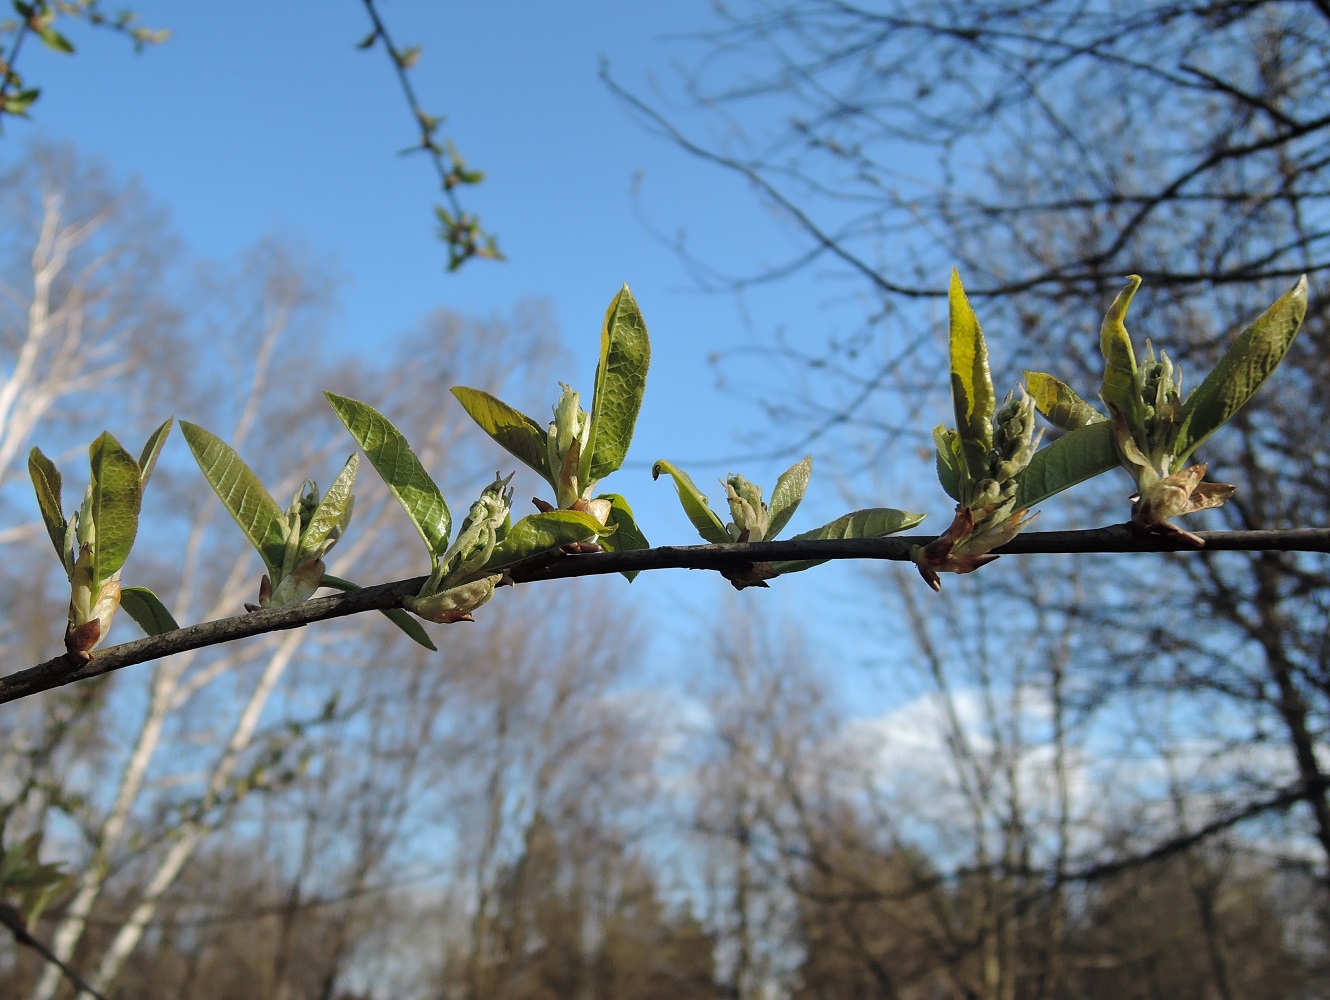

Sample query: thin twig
[1,525,1327,706]
[0,903,107,1000]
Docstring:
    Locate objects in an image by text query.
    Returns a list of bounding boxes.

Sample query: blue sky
[3,1,936,705]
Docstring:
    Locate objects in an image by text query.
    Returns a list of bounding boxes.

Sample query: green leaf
[27,447,66,561]
[1098,275,1142,425]
[1175,275,1308,466]
[180,421,288,576]
[320,574,438,652]
[120,586,179,635]
[767,455,812,540]
[480,510,607,573]
[1024,372,1104,431]
[597,493,650,581]
[137,417,174,488]
[88,432,143,582]
[325,392,452,559]
[37,26,74,54]
[1012,420,1119,509]
[771,507,927,576]
[651,459,729,544]
[933,426,963,502]
[450,386,552,486]
[948,269,995,481]
[586,285,650,482]
[299,454,358,561]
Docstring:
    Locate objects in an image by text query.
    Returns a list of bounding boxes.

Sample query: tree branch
[2,525,1327,705]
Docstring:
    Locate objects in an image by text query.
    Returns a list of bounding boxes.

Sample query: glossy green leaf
[586,285,650,482]
[948,269,995,480]
[1013,420,1119,509]
[767,455,812,540]
[598,493,650,581]
[1098,275,1142,426]
[450,386,552,485]
[651,459,729,544]
[933,426,963,502]
[181,421,288,575]
[1175,275,1308,466]
[480,509,607,573]
[137,417,174,488]
[320,574,438,652]
[325,392,452,559]
[771,507,927,576]
[1024,372,1104,431]
[300,454,358,561]
[88,432,143,582]
[120,586,180,635]
[27,447,66,561]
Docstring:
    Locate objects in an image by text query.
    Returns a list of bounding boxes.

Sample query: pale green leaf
[767,455,812,540]
[27,447,66,561]
[586,284,650,482]
[1013,420,1119,509]
[450,386,552,486]
[120,586,180,635]
[137,417,174,488]
[300,454,358,561]
[1175,275,1308,466]
[597,493,649,581]
[88,432,143,582]
[1024,372,1104,431]
[180,421,288,575]
[1098,275,1142,425]
[949,269,995,480]
[325,392,452,559]
[651,459,729,544]
[480,509,607,574]
[933,426,963,502]
[771,507,927,575]
[320,574,438,652]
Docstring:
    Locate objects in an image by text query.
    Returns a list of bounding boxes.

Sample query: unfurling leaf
[651,460,729,545]
[948,269,995,481]
[120,586,180,636]
[597,493,650,581]
[771,507,927,576]
[1013,420,1118,509]
[1098,274,1143,426]
[1024,372,1104,431]
[586,284,650,483]
[325,392,452,559]
[450,386,552,485]
[767,455,812,540]
[1175,275,1308,465]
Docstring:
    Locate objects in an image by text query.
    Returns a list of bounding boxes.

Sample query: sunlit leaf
[299,454,358,561]
[1098,275,1142,426]
[586,285,650,482]
[949,269,995,480]
[37,27,74,54]
[320,574,438,652]
[767,454,812,540]
[1175,275,1308,466]
[1012,420,1118,509]
[651,459,729,544]
[480,509,607,573]
[27,447,66,561]
[1024,372,1104,431]
[120,586,179,635]
[771,507,927,575]
[325,392,452,559]
[450,386,552,486]
[597,493,649,581]
[137,417,174,488]
[180,421,288,575]
[88,432,143,582]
